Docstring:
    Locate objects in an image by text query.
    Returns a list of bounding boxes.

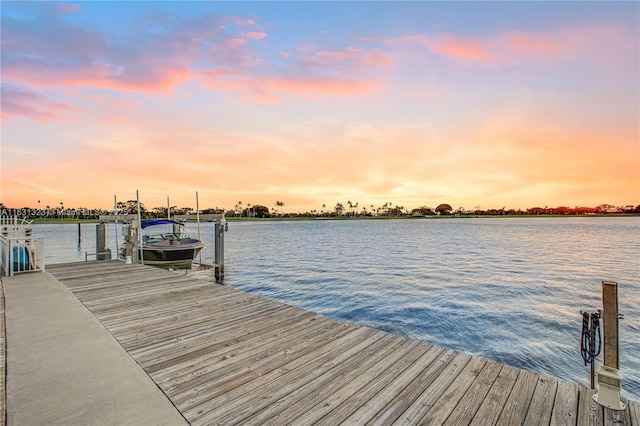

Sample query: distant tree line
[1,201,639,220]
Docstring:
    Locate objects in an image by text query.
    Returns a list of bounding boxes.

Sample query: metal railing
[0,235,45,276]
[85,250,112,262]
[0,216,45,276]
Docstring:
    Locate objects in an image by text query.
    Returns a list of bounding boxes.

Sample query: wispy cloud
[202,74,379,102]
[0,84,74,121]
[1,3,264,96]
[395,25,635,67]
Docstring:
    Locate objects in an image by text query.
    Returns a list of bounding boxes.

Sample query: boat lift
[97,213,226,283]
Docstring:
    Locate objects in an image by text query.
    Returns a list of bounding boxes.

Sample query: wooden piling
[96,223,107,261]
[602,281,619,370]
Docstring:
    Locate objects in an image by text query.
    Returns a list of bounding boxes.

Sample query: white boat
[137,219,204,268]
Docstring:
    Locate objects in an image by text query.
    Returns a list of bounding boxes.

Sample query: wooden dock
[37,261,639,425]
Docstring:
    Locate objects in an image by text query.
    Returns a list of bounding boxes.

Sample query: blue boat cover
[141,219,184,229]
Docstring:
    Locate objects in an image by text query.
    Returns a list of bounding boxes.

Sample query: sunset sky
[1,1,638,213]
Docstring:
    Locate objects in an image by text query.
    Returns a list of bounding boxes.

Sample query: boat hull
[142,241,204,268]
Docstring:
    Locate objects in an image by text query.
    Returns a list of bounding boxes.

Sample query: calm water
[34,217,640,401]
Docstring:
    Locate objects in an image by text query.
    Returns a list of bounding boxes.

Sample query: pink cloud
[226,38,248,49]
[231,17,257,26]
[0,84,74,121]
[500,27,635,62]
[504,33,558,56]
[296,46,391,67]
[1,5,265,94]
[431,38,494,63]
[395,25,633,66]
[202,73,378,102]
[199,43,389,101]
[399,34,429,48]
[104,115,133,125]
[245,32,267,40]
[261,77,378,97]
[58,4,82,14]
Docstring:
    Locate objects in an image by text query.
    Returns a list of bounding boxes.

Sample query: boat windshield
[141,223,192,243]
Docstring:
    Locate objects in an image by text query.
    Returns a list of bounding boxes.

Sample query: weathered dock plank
[469,364,520,426]
[578,387,605,426]
[357,346,450,425]
[391,352,473,425]
[337,345,440,425]
[189,330,393,425]
[630,401,640,426]
[292,343,437,425]
[41,261,638,425]
[248,338,419,425]
[444,360,505,425]
[551,380,580,426]
[523,376,558,425]
[496,369,539,425]
[158,316,353,397]
[419,356,488,424]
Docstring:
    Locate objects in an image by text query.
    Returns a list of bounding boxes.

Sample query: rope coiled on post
[580,311,601,366]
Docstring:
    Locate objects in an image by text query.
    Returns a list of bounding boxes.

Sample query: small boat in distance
[136,219,204,268]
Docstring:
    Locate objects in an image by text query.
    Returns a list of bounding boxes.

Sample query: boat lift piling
[95,223,110,260]
[136,190,144,265]
[593,281,625,410]
[97,214,139,263]
[196,191,202,266]
[582,281,626,411]
[172,213,226,283]
[214,219,224,283]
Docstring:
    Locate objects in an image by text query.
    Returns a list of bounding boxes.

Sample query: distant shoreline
[22,213,640,224]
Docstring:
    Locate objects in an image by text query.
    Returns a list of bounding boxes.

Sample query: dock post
[78,223,81,243]
[172,223,181,245]
[593,281,625,410]
[214,221,224,283]
[130,222,139,263]
[96,223,107,260]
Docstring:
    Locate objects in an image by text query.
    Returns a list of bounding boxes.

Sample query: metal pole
[9,239,14,276]
[590,322,596,389]
[214,221,220,282]
[114,195,119,260]
[219,220,224,280]
[167,195,171,220]
[214,219,224,283]
[196,191,202,265]
[137,190,144,265]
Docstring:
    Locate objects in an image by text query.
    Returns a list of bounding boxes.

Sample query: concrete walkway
[2,272,188,426]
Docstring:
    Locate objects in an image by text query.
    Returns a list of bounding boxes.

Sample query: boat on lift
[135,219,204,268]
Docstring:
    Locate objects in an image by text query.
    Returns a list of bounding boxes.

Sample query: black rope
[580,310,601,366]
